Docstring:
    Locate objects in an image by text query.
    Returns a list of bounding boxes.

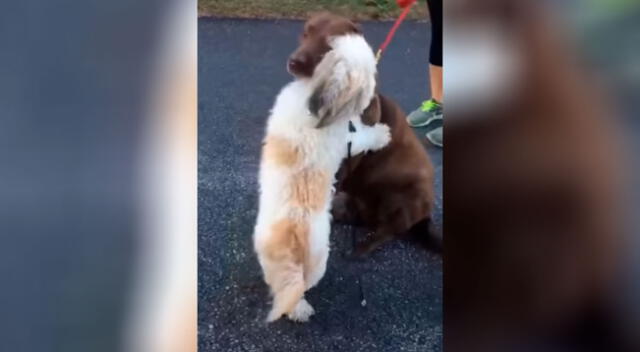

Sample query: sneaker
[426,126,443,147]
[407,99,443,127]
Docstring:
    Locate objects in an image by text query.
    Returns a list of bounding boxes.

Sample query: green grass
[198,0,428,20]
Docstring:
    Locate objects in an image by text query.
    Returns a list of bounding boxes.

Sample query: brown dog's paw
[352,243,374,258]
[353,231,395,257]
[354,237,386,257]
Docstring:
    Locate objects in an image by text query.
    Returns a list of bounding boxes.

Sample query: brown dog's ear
[360,94,381,126]
[350,21,362,34]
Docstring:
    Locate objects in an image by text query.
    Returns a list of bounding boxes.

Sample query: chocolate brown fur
[334,94,437,255]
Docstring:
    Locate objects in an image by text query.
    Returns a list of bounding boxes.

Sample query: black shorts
[426,0,442,66]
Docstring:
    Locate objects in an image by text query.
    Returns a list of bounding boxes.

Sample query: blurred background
[198,0,428,20]
[445,0,640,351]
[0,0,196,351]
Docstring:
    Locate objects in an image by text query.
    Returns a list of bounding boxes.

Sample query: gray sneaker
[407,99,443,127]
[426,126,443,147]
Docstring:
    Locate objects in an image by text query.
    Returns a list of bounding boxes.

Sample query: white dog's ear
[308,82,326,121]
[309,51,369,128]
[311,79,365,128]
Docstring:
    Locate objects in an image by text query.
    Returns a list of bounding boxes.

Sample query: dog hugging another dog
[253,12,437,323]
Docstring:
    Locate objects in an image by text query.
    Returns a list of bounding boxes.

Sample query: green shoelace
[420,99,441,112]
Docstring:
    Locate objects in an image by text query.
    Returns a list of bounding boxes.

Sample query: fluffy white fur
[310,34,379,127]
[254,34,389,322]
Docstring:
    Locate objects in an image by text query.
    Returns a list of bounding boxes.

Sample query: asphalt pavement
[198,17,442,352]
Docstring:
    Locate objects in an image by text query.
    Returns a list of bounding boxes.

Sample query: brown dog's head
[288,12,361,78]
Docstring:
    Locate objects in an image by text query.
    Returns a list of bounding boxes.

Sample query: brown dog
[334,94,438,255]
[288,12,437,255]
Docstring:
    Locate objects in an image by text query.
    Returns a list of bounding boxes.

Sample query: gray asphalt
[198,18,442,352]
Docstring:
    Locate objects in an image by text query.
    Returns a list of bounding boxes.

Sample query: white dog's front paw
[286,298,315,323]
[372,123,392,150]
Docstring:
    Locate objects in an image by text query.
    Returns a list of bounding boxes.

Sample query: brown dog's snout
[287,52,310,74]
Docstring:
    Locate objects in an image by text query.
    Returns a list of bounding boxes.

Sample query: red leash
[375,0,418,62]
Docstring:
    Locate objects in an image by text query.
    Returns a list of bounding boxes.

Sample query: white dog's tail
[265,262,305,322]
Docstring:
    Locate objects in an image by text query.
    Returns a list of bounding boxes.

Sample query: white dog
[253,34,389,322]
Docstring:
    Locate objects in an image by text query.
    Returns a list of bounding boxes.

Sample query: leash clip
[348,120,356,133]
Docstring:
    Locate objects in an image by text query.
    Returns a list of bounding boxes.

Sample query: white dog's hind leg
[305,251,328,290]
[286,298,315,322]
[305,213,330,290]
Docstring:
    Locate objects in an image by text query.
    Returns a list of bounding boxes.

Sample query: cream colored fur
[253,34,389,322]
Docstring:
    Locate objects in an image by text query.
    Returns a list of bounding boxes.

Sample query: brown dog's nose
[287,53,309,74]
[287,56,304,71]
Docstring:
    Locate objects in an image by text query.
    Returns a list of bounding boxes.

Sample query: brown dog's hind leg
[354,227,396,257]
[354,207,412,257]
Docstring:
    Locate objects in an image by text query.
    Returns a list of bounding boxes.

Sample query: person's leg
[426,64,444,146]
[407,0,443,130]
[427,0,442,100]
[424,0,443,146]
[430,65,442,103]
